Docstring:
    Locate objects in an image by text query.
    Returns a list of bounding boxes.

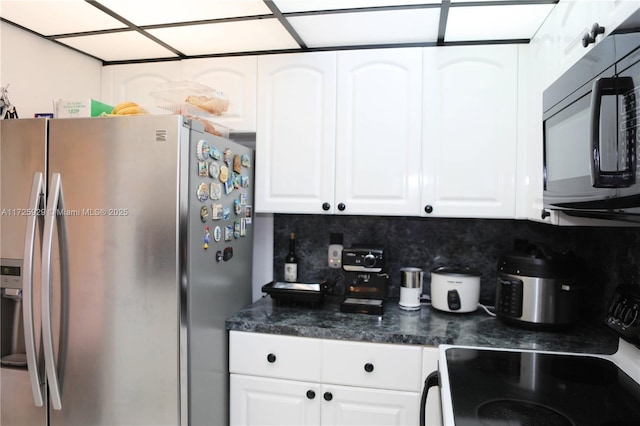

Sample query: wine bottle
[284,232,299,282]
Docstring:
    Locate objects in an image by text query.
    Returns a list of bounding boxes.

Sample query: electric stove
[430,285,640,425]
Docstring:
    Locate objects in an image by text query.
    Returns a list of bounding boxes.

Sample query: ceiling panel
[57,31,179,61]
[147,19,300,56]
[288,8,441,48]
[0,0,558,63]
[95,0,272,26]
[0,0,126,35]
[446,4,555,41]
[273,0,440,13]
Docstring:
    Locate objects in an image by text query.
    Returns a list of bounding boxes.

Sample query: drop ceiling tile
[147,19,299,55]
[446,4,555,41]
[56,31,179,62]
[95,0,272,26]
[288,8,440,47]
[274,0,440,13]
[0,0,126,35]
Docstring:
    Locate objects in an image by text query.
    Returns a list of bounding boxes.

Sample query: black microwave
[543,31,640,222]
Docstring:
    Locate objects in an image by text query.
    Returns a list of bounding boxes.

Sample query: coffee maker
[340,245,389,315]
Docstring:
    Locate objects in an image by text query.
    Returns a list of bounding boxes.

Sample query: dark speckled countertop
[225,296,619,354]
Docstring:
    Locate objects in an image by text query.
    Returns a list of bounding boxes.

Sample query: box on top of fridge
[53,99,113,118]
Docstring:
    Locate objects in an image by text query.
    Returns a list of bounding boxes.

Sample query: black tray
[340,297,384,315]
[262,281,324,307]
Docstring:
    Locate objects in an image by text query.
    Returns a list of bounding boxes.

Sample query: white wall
[0,22,102,118]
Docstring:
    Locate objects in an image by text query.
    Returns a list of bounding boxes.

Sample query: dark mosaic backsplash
[272,214,640,324]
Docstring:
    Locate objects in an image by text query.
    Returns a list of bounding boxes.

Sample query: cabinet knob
[322,202,331,211]
[591,22,605,38]
[267,353,276,363]
[337,203,346,211]
[541,209,550,220]
[323,392,333,401]
[424,205,433,214]
[306,390,316,400]
[582,32,595,47]
[364,363,374,373]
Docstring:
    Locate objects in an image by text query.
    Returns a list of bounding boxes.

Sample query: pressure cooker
[495,243,583,330]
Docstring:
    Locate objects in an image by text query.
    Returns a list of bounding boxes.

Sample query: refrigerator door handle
[22,172,45,407]
[42,172,65,410]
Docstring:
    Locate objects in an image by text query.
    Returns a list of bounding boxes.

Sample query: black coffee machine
[340,245,389,315]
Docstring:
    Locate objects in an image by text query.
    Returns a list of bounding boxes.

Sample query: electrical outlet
[328,232,343,269]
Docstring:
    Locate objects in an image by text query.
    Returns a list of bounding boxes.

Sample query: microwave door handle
[590,77,616,187]
[22,172,45,407]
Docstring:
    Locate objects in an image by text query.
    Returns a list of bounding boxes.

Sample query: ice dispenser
[1,260,27,368]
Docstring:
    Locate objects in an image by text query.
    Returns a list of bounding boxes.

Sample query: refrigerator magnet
[196,140,210,160]
[233,155,242,173]
[212,203,223,220]
[233,173,241,190]
[234,221,241,239]
[240,193,248,205]
[203,226,210,249]
[224,180,234,195]
[219,165,229,183]
[213,226,222,242]
[241,154,250,168]
[241,175,249,188]
[234,199,241,215]
[199,206,208,222]
[196,182,209,202]
[240,219,247,236]
[224,148,232,166]
[209,162,220,179]
[210,183,222,200]
[222,207,230,221]
[198,161,209,177]
[224,225,233,241]
[210,146,221,160]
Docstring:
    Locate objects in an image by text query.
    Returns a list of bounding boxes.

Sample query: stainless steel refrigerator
[0,115,254,425]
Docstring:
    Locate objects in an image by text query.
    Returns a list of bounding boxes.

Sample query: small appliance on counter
[340,245,388,315]
[261,281,326,308]
[430,267,481,313]
[495,241,583,330]
[399,267,423,311]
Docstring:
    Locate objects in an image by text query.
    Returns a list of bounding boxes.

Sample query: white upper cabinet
[255,48,422,216]
[334,48,422,216]
[421,45,518,218]
[182,56,257,132]
[101,61,182,110]
[556,0,640,78]
[255,52,337,214]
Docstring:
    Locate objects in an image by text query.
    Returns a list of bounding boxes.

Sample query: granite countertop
[226,296,620,354]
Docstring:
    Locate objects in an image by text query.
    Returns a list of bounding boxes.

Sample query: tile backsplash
[273,214,640,324]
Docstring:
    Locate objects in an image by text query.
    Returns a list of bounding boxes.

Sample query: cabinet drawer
[322,340,422,392]
[229,331,322,381]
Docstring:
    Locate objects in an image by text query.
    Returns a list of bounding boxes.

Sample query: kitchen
[2,0,640,425]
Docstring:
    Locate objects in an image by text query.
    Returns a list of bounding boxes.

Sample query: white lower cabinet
[229,331,441,426]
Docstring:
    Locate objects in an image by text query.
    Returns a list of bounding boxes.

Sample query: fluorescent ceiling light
[289,8,440,47]
[0,0,125,35]
[274,0,440,13]
[57,31,178,61]
[446,4,555,41]
[95,0,272,26]
[148,19,299,55]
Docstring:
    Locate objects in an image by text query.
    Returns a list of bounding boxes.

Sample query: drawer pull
[306,390,316,400]
[364,363,374,373]
[267,353,276,363]
[323,392,333,401]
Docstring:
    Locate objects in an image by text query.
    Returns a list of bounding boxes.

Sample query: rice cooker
[495,244,583,330]
[430,267,481,313]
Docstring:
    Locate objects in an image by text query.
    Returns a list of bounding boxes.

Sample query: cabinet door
[321,384,419,426]
[182,56,257,132]
[101,62,182,112]
[256,52,337,214]
[230,374,320,426]
[422,45,517,218]
[335,48,422,216]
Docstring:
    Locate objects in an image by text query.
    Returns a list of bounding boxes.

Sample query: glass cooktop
[445,348,640,425]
